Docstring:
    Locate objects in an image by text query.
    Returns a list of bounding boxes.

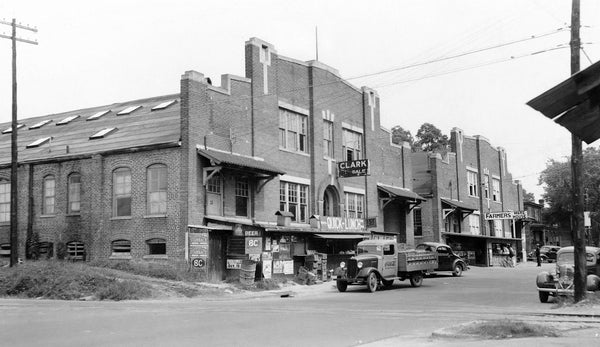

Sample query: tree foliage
[539,147,600,225]
[391,126,414,147]
[415,123,449,153]
[522,188,535,203]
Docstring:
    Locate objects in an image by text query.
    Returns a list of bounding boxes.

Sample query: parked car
[415,242,468,277]
[536,246,600,303]
[527,245,561,263]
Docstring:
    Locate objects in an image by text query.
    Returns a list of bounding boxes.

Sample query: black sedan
[416,242,468,277]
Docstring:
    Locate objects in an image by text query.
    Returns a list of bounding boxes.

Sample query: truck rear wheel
[367,272,378,293]
[410,273,423,287]
[336,280,348,292]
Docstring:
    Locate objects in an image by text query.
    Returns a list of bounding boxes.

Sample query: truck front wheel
[538,291,549,303]
[410,273,423,287]
[336,280,348,292]
[367,272,378,293]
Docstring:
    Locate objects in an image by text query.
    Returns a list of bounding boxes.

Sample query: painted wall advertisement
[188,230,208,269]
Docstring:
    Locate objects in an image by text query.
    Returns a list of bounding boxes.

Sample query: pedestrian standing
[535,244,541,267]
[508,245,516,267]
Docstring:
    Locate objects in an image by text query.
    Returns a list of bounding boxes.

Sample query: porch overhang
[377,183,426,211]
[441,198,476,220]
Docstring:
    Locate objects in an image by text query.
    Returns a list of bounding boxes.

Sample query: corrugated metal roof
[377,183,426,202]
[0,94,181,165]
[441,198,476,211]
[197,147,285,176]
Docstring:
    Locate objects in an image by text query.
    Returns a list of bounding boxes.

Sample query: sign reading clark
[484,211,528,220]
[338,159,370,178]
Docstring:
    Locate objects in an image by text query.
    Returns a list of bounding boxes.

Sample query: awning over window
[314,234,368,240]
[441,198,476,220]
[197,146,285,177]
[442,232,521,242]
[377,183,425,210]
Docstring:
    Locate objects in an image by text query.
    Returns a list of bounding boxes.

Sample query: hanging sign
[338,159,370,177]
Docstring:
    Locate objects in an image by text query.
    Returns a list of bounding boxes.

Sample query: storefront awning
[377,183,425,210]
[442,232,521,242]
[441,198,476,220]
[314,234,368,240]
[197,146,285,177]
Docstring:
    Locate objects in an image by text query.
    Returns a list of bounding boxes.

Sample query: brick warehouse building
[0,38,424,281]
[412,128,524,267]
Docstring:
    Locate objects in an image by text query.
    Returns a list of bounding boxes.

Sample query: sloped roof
[377,183,426,202]
[441,198,476,212]
[197,147,285,176]
[0,94,181,165]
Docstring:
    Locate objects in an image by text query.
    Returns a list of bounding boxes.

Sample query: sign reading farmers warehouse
[484,211,527,220]
[338,159,370,178]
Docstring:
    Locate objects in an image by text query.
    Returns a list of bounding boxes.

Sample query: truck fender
[536,271,551,287]
[586,274,600,291]
[357,267,379,279]
[453,260,466,270]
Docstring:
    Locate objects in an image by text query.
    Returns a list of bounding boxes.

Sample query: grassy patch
[0,261,153,301]
[89,259,206,282]
[458,319,561,339]
[553,291,600,308]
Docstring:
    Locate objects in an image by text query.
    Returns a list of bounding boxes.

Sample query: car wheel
[382,279,394,288]
[539,291,549,303]
[366,272,378,293]
[452,264,463,277]
[336,280,348,292]
[410,273,423,287]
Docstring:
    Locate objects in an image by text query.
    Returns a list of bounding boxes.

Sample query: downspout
[26,164,33,259]
[476,138,485,235]
[361,92,369,223]
[308,67,317,215]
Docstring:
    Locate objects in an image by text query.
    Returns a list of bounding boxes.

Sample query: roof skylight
[26,137,52,148]
[90,127,117,139]
[56,115,80,125]
[2,123,25,134]
[117,105,142,115]
[87,110,111,121]
[151,100,177,111]
[29,119,52,129]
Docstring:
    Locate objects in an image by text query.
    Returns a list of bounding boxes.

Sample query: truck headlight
[357,262,363,269]
[340,262,346,268]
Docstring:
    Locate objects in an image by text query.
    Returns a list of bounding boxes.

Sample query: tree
[391,125,414,147]
[415,123,449,153]
[522,188,535,203]
[539,147,600,227]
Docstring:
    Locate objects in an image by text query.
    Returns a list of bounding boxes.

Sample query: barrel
[239,260,257,285]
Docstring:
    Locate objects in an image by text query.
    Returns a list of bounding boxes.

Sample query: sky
[1,0,600,202]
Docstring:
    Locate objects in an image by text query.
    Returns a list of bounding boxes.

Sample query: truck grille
[347,259,358,278]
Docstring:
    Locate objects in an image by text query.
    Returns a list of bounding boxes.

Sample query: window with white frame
[468,214,480,235]
[43,175,56,215]
[342,129,362,161]
[414,208,423,236]
[279,108,307,153]
[235,178,249,217]
[207,174,221,194]
[345,192,364,219]
[147,164,167,215]
[68,173,81,214]
[323,120,333,158]
[467,170,478,197]
[483,175,490,199]
[113,168,132,217]
[492,178,501,202]
[0,180,9,222]
[280,181,309,222]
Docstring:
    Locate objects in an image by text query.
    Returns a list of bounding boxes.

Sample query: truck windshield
[557,252,595,265]
[357,245,380,254]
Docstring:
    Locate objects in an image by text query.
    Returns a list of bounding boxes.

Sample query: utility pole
[569,0,586,303]
[0,18,38,267]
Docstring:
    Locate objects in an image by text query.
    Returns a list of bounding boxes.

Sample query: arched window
[68,173,82,214]
[111,239,131,256]
[147,164,167,215]
[0,179,10,222]
[67,241,85,261]
[43,175,56,215]
[323,185,340,217]
[146,238,166,255]
[113,168,131,217]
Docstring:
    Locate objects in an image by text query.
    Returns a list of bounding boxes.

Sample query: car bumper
[537,286,596,295]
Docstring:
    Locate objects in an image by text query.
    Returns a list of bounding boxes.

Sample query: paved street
[0,262,598,346]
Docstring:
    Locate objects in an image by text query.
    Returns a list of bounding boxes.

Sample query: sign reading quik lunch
[338,159,370,178]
